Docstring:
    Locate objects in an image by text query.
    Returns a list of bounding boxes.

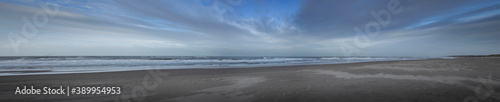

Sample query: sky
[0,0,499,57]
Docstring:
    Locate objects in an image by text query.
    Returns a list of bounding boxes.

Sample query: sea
[0,56,435,76]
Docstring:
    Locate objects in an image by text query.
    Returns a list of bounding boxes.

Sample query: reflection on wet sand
[169,77,265,102]
[302,70,500,85]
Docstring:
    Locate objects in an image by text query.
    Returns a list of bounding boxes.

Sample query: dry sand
[1,58,500,102]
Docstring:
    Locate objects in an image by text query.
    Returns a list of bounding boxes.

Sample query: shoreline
[0,58,434,77]
[1,58,498,101]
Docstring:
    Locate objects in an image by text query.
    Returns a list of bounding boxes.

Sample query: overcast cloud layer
[1,0,499,56]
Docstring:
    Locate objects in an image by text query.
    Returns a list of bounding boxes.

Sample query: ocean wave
[0,56,428,75]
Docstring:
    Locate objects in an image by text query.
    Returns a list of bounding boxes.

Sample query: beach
[1,58,499,102]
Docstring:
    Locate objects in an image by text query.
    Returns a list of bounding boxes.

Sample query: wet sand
[1,58,500,102]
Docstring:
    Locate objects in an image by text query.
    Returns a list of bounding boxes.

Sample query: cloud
[0,0,499,56]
